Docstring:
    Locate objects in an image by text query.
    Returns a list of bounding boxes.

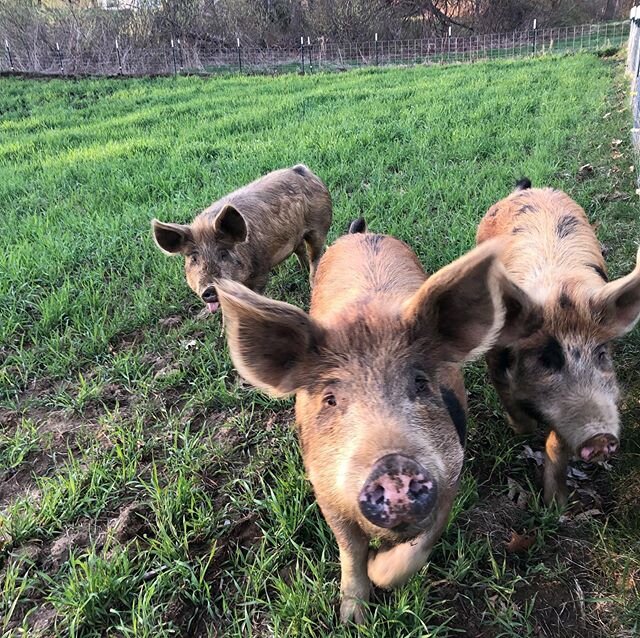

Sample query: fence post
[56,42,64,74]
[5,39,14,72]
[533,19,537,55]
[375,32,379,66]
[177,38,184,72]
[237,38,242,74]
[115,38,122,75]
[170,38,177,76]
[300,36,305,74]
[447,26,452,62]
[307,37,313,73]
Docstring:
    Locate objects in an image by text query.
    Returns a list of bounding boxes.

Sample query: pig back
[310,233,427,324]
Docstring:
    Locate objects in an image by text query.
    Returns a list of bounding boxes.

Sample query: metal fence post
[533,19,537,55]
[56,42,64,74]
[300,36,305,74]
[115,38,122,75]
[307,37,313,73]
[5,39,14,72]
[375,32,378,66]
[237,38,242,74]
[170,38,177,76]
[177,38,184,72]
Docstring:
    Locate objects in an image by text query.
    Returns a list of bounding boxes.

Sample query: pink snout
[358,454,437,529]
[579,433,619,462]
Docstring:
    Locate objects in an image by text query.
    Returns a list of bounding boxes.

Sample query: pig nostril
[371,484,385,506]
[408,479,427,499]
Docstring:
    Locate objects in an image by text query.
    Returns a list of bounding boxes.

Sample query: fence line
[0,20,630,78]
[629,7,640,193]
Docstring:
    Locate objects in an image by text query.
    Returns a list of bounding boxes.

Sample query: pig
[477,179,640,506]
[215,224,540,623]
[151,165,332,312]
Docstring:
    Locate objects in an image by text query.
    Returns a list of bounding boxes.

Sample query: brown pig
[477,179,640,506]
[215,225,539,623]
[151,165,332,312]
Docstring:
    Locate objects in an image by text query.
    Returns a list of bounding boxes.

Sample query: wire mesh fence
[1,20,631,78]
[628,7,640,192]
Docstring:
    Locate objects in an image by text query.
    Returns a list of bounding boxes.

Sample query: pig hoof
[543,488,568,509]
[578,433,618,463]
[339,598,366,625]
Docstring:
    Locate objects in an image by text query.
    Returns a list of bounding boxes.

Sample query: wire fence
[1,20,630,78]
[628,7,640,193]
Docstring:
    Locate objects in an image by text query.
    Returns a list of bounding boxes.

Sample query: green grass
[0,53,639,637]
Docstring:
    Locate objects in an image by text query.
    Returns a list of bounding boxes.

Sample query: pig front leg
[330,519,371,624]
[543,429,570,507]
[367,533,434,590]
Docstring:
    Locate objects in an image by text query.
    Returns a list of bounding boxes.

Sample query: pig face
[491,250,640,462]
[152,205,251,312]
[293,323,466,543]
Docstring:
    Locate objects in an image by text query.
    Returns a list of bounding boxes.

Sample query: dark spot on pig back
[440,386,466,446]
[587,263,609,282]
[556,215,580,239]
[517,204,537,215]
[365,234,385,254]
[512,226,523,235]
[558,292,575,310]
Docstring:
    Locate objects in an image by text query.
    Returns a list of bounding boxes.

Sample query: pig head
[478,182,640,506]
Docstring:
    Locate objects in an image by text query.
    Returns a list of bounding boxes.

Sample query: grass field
[1,53,639,637]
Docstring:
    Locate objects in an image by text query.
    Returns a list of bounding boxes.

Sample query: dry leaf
[611,139,623,147]
[505,530,536,553]
[520,444,544,466]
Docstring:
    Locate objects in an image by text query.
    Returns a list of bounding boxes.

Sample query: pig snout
[201,286,220,313]
[578,433,619,462]
[358,454,437,529]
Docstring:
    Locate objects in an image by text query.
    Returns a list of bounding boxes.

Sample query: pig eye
[189,253,199,264]
[414,371,431,396]
[323,393,337,407]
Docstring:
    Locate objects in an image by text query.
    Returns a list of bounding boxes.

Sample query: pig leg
[304,230,324,286]
[543,430,570,507]
[486,351,536,434]
[367,536,432,590]
[294,242,310,273]
[330,520,370,624]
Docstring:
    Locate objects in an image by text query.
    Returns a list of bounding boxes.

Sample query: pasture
[1,54,639,637]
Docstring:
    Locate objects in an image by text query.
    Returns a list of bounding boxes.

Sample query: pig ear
[214,205,247,244]
[151,219,193,255]
[216,279,322,397]
[593,247,640,338]
[492,275,543,346]
[403,239,508,363]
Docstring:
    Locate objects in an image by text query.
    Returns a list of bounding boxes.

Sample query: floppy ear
[403,239,509,363]
[216,279,322,396]
[151,219,193,255]
[593,247,640,338]
[214,205,247,244]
